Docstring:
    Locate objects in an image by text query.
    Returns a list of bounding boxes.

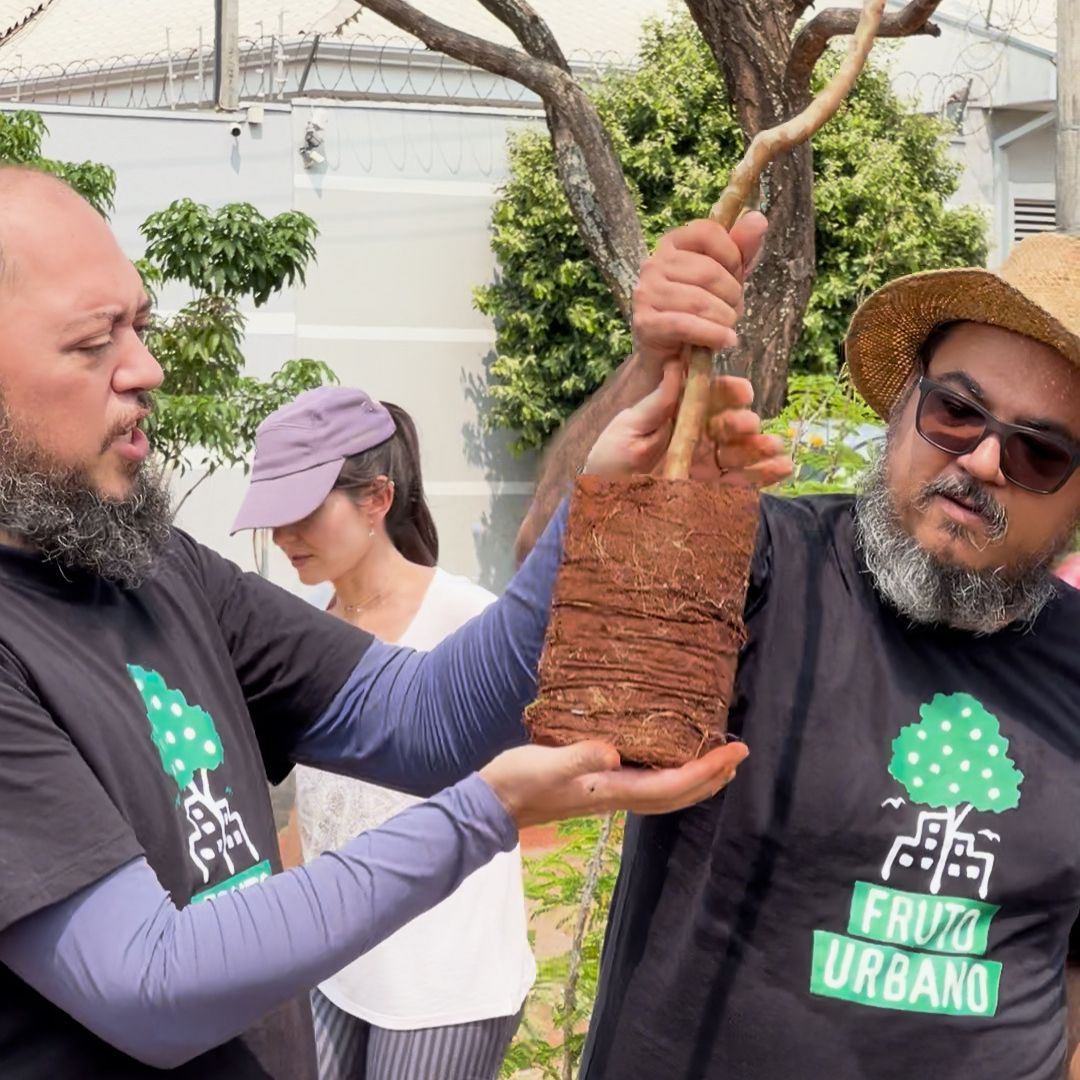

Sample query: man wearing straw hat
[521,221,1080,1079]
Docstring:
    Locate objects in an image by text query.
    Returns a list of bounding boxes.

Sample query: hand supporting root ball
[480,739,749,829]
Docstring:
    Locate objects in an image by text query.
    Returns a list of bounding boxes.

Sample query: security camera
[230,124,242,138]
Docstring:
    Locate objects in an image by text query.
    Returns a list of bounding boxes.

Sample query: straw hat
[845,232,1080,418]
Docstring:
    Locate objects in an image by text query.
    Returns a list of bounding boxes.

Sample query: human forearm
[515,352,657,563]
[0,774,514,1069]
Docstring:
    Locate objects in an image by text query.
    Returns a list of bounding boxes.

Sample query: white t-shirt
[295,569,536,1029]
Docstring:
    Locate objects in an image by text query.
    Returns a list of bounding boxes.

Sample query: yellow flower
[786,426,798,440]
[809,434,825,448]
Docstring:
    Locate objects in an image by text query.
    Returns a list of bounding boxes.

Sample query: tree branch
[173,467,214,517]
[787,0,943,88]
[474,0,570,71]
[358,0,571,100]
[357,0,646,315]
[785,0,817,30]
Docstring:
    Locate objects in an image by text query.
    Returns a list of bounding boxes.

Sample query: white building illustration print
[882,693,1023,900]
[129,665,265,895]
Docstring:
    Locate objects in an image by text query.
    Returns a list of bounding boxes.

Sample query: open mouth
[111,418,150,462]
[935,492,987,529]
[946,493,977,513]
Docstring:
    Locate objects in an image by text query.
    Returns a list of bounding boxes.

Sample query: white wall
[1005,117,1056,184]
[282,100,543,591]
[887,0,1055,112]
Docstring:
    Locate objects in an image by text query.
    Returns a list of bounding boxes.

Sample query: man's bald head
[0,162,86,202]
[0,166,71,281]
[0,161,160,488]
[0,166,101,287]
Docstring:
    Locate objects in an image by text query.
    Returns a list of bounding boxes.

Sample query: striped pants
[311,988,524,1080]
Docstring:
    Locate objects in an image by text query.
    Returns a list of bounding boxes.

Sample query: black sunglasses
[916,377,1080,495]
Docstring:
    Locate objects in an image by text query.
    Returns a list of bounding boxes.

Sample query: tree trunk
[544,101,647,318]
[363,0,942,416]
[736,153,816,415]
[473,0,647,311]
[686,0,816,416]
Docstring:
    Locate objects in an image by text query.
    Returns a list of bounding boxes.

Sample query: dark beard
[853,450,1063,635]
[0,409,174,589]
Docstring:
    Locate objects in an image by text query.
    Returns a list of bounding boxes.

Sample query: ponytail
[333,400,439,567]
[380,402,438,566]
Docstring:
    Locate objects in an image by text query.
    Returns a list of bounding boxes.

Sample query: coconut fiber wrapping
[526,475,760,768]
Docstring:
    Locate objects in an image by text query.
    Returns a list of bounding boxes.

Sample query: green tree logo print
[883,693,1023,899]
[130,665,259,884]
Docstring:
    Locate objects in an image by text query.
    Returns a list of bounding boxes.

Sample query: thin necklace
[338,589,386,616]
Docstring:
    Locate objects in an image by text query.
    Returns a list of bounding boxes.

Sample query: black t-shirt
[583,494,1080,1080]
[0,530,369,1078]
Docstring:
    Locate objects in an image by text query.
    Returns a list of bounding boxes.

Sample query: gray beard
[853,450,1061,635]
[0,411,173,590]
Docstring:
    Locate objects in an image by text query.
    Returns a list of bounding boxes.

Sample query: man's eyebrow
[936,369,985,402]
[1013,414,1080,444]
[62,309,121,333]
[62,298,153,333]
[937,369,1080,444]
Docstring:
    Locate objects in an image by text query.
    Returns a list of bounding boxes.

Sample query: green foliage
[476,19,987,452]
[0,109,115,215]
[141,199,318,306]
[890,693,1024,812]
[502,815,624,1079]
[138,202,331,479]
[146,353,335,476]
[764,371,880,496]
[0,109,45,162]
[802,53,988,372]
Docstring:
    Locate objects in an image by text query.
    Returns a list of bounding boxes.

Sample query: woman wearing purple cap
[235,386,533,1079]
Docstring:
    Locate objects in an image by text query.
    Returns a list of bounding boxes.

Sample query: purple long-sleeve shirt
[0,499,568,1070]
